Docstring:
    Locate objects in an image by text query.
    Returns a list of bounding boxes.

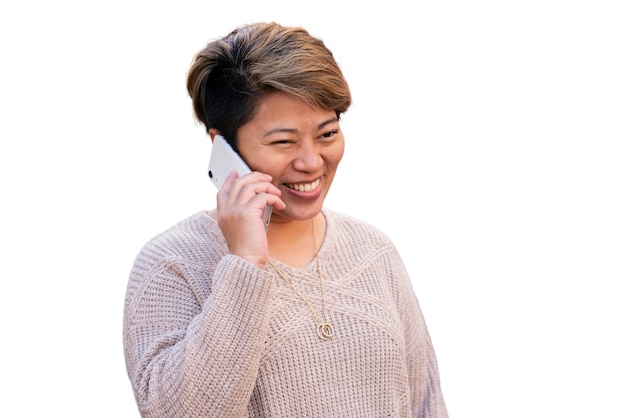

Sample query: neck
[267,213,325,268]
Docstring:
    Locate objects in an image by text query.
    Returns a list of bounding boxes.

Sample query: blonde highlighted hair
[186,22,351,147]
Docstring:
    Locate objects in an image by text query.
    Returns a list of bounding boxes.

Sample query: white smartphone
[208,134,273,231]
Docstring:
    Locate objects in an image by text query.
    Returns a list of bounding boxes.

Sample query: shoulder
[322,209,401,268]
[131,211,225,270]
[125,211,225,308]
[324,209,395,248]
[321,209,410,294]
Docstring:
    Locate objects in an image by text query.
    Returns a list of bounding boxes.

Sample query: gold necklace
[267,219,334,341]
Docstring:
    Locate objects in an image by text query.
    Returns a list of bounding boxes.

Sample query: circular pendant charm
[317,323,334,340]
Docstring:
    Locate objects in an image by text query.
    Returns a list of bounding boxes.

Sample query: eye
[271,139,293,145]
[320,130,339,140]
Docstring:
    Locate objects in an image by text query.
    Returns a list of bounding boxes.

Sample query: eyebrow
[262,117,339,137]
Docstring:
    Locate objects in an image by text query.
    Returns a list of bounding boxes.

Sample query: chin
[273,205,323,223]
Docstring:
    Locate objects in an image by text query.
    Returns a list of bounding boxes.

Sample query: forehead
[251,92,336,126]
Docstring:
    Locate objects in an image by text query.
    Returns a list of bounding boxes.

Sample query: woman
[123,22,448,417]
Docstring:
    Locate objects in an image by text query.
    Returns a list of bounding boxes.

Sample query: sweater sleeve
[123,252,275,418]
[393,254,449,418]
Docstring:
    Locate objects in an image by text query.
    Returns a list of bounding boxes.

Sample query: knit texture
[123,209,448,417]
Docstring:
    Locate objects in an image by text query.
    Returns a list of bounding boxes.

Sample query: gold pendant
[317,323,334,340]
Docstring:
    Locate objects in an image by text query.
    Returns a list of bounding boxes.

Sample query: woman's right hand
[216,170,285,267]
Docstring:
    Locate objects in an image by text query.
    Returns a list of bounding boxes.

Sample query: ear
[208,128,219,143]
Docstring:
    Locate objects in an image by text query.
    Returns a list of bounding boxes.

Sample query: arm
[124,253,274,417]
[393,256,449,418]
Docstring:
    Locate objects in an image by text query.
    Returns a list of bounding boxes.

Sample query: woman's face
[236,92,344,224]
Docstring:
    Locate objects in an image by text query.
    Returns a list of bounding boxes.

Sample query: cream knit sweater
[123,209,448,417]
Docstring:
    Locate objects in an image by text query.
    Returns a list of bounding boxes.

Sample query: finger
[248,191,286,211]
[218,169,244,197]
[216,173,282,223]
[219,172,277,206]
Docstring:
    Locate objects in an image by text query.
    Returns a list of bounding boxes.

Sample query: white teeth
[287,178,320,192]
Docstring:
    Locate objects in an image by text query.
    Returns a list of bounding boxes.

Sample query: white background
[1,1,624,417]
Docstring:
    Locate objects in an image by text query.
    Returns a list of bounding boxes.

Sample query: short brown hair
[186,22,352,148]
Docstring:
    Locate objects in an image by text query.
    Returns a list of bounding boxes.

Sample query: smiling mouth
[285,178,321,192]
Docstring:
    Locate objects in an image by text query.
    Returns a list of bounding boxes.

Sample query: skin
[208,92,345,268]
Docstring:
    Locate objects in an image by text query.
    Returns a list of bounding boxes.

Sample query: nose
[292,140,323,172]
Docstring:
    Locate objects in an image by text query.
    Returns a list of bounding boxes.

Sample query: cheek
[329,143,345,167]
[245,153,285,177]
